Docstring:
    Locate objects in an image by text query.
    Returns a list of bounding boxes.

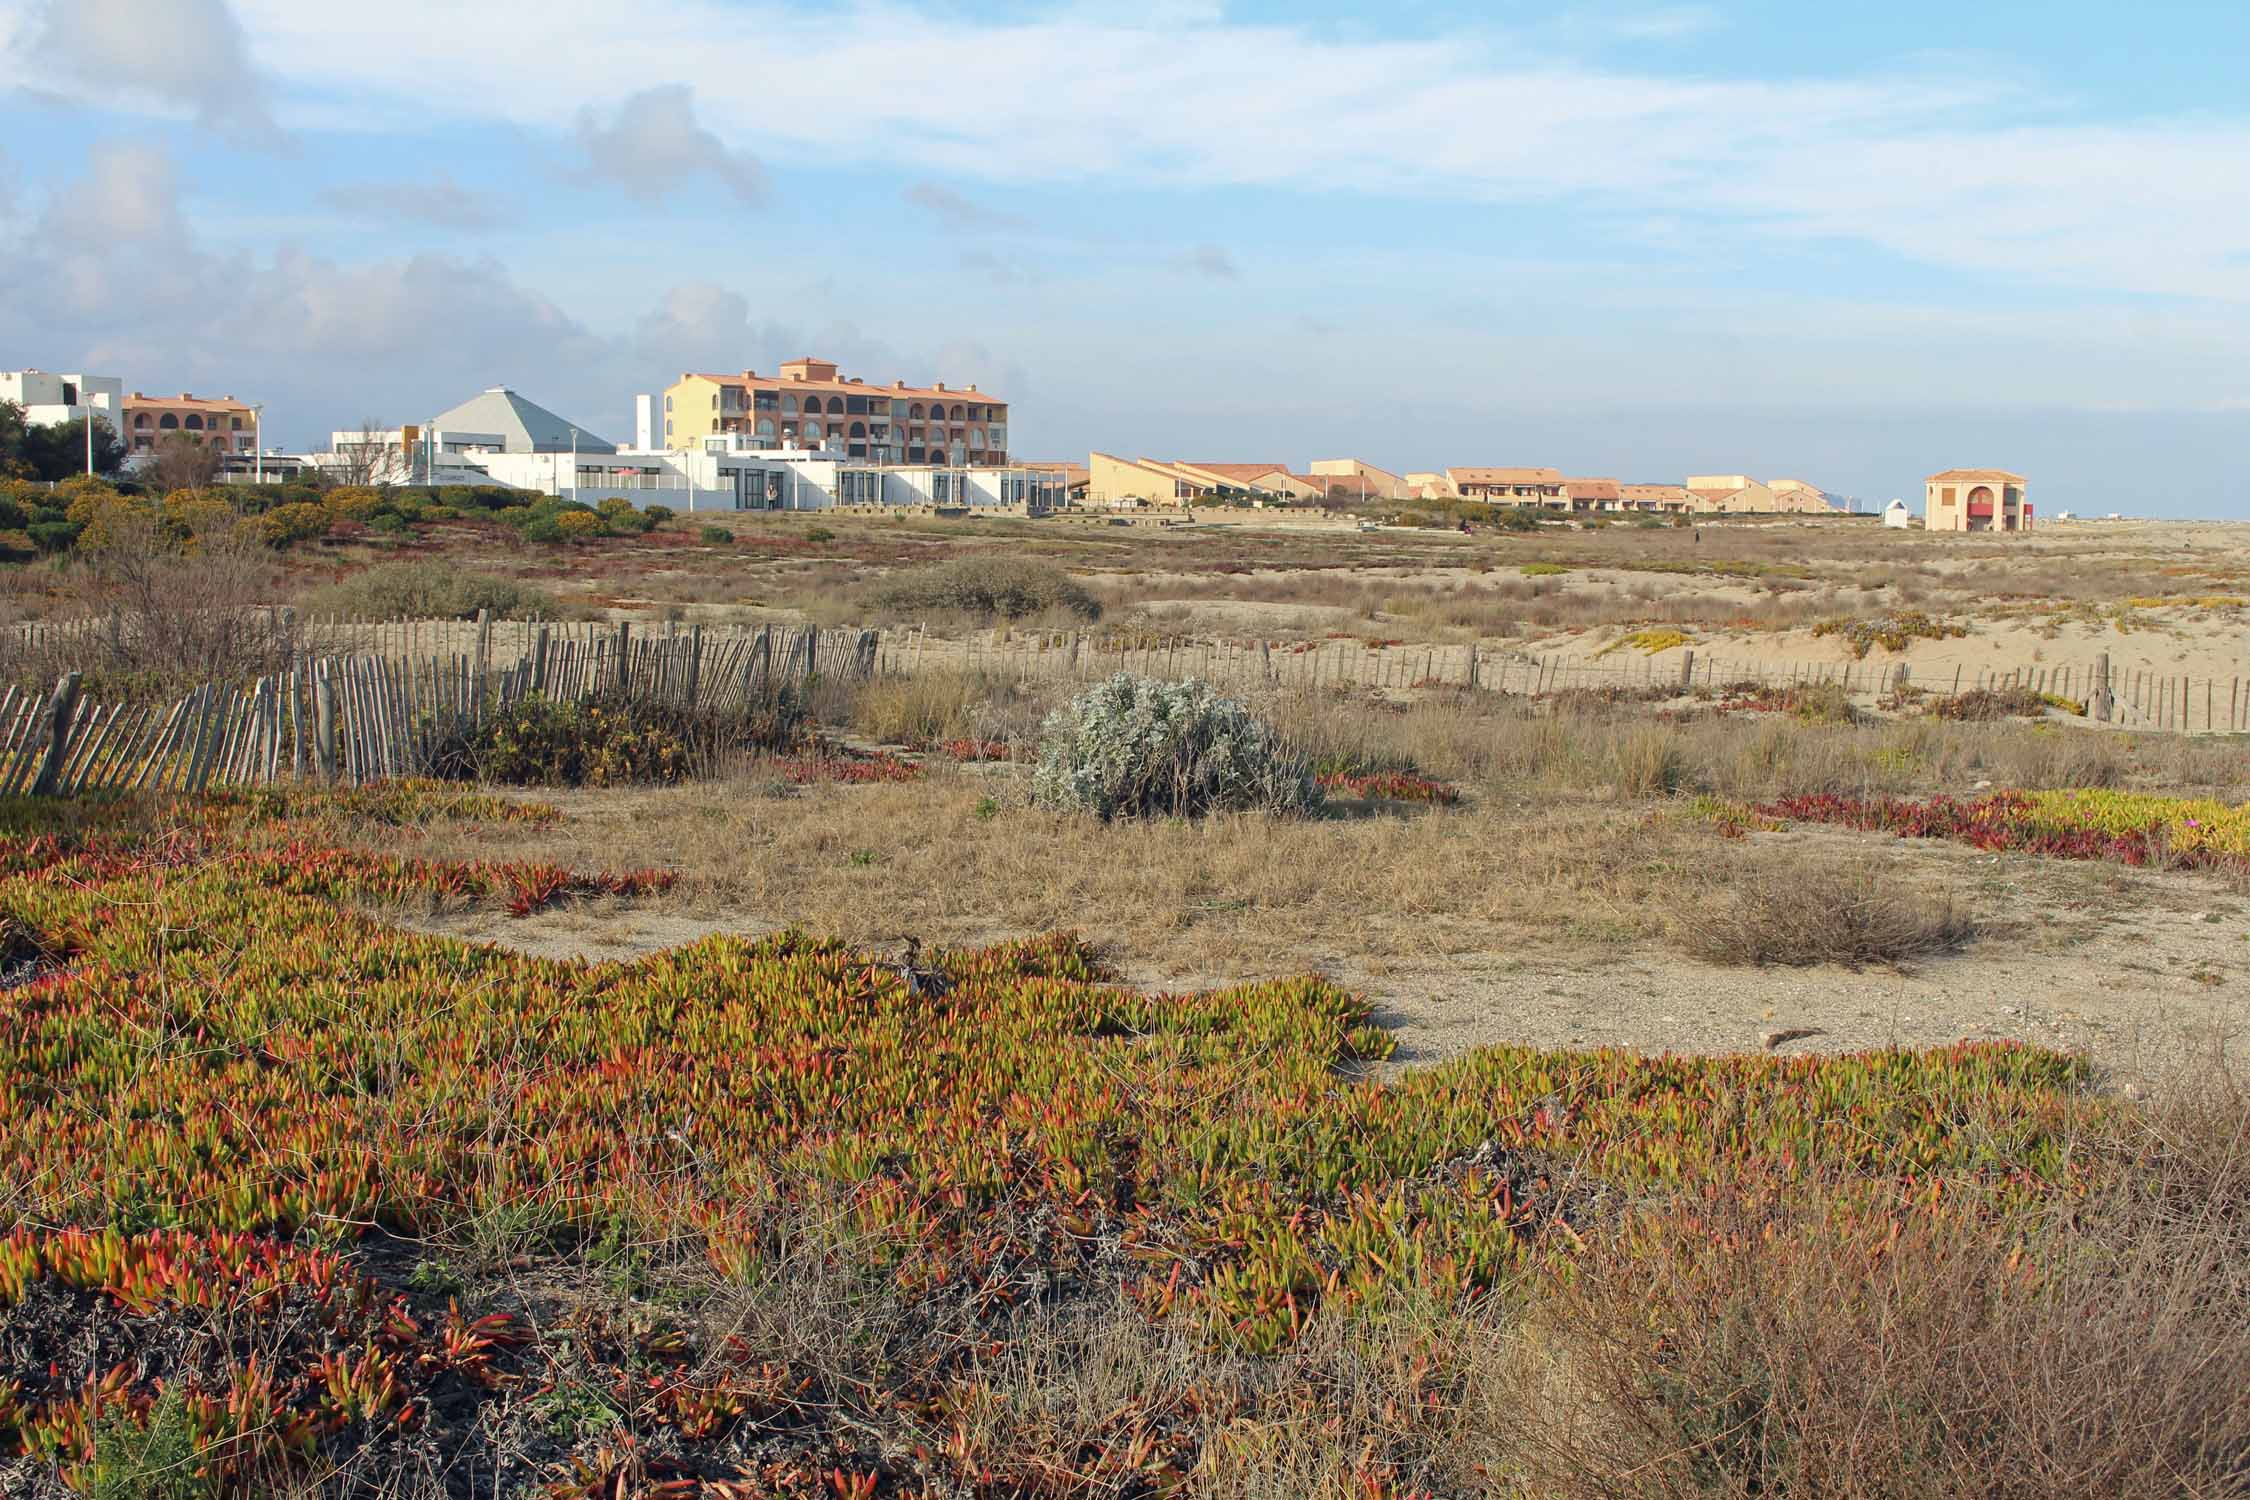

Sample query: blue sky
[0,0,2245,514]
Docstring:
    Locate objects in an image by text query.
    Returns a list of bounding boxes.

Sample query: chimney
[967,384,978,392]
[935,382,947,392]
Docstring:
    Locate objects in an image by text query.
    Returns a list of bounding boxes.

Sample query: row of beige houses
[1083,454,1846,516]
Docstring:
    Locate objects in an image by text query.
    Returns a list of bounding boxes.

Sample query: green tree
[0,400,29,479]
[23,414,128,481]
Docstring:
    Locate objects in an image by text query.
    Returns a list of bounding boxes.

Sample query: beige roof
[1448,466,1562,485]
[1620,483,1689,500]
[1926,468,2024,484]
[1180,462,1290,481]
[125,392,252,413]
[1563,477,1620,501]
[683,370,1004,405]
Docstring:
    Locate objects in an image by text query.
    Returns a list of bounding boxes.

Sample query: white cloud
[318,172,512,230]
[12,0,277,142]
[904,181,1026,232]
[1175,244,1238,279]
[574,85,765,205]
[221,0,2250,301]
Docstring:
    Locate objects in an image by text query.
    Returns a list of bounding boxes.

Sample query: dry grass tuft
[1666,856,1978,967]
[1492,1080,2250,1499]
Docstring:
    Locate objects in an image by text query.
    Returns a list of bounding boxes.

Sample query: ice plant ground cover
[0,786,2163,1493]
[1749,788,2250,872]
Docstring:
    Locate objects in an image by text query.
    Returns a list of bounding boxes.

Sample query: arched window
[849,422,866,439]
[159,413,179,430]
[909,403,924,420]
[803,421,823,441]
[781,395,798,416]
[133,413,150,429]
[949,404,965,421]
[756,418,776,439]
[949,441,967,465]
[184,414,205,430]
[969,426,985,446]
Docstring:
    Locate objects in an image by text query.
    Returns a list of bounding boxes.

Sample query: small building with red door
[1924,469,2030,533]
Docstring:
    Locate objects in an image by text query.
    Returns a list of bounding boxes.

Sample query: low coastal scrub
[303,560,575,621]
[0,790,2234,1494]
[1811,608,1969,658]
[1750,787,2250,872]
[870,555,1101,622]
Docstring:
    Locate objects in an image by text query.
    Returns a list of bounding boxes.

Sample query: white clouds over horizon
[194,0,2250,302]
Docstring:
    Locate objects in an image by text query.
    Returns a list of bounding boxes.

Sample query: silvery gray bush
[1031,673,1321,820]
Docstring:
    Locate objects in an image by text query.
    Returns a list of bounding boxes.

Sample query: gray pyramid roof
[428,387,614,454]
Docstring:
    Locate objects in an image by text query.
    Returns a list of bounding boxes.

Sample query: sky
[0,0,2245,515]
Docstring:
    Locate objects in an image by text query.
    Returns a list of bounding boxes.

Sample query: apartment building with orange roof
[122,391,258,458]
[659,357,1008,465]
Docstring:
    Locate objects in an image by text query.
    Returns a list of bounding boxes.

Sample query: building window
[781,395,798,416]
[849,422,866,439]
[949,404,965,421]
[756,418,775,439]
[133,414,149,429]
[664,395,672,411]
[159,414,179,429]
[804,422,822,441]
[185,414,204,430]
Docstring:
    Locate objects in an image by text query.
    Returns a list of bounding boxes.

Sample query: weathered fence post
[2091,653,2113,722]
[314,669,338,782]
[531,625,552,696]
[1676,649,1695,693]
[30,673,82,797]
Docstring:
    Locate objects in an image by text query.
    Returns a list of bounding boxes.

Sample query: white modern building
[1,369,124,429]
[504,433,1065,515]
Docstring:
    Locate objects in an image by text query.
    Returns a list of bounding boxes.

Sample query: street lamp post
[252,405,263,486]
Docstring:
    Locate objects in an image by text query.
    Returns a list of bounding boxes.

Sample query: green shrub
[27,520,79,554]
[89,1386,203,1500]
[368,511,410,534]
[1521,562,1570,577]
[253,501,331,546]
[432,690,806,787]
[556,511,601,540]
[596,497,652,534]
[699,525,732,544]
[1493,508,1543,532]
[521,516,566,544]
[871,556,1102,622]
[0,497,24,531]
[804,526,836,543]
[305,560,574,619]
[1031,674,1320,820]
[642,504,675,526]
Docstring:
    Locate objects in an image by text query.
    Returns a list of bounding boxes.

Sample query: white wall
[2,370,123,428]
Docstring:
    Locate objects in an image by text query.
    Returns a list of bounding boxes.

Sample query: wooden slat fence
[4,617,2240,797]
